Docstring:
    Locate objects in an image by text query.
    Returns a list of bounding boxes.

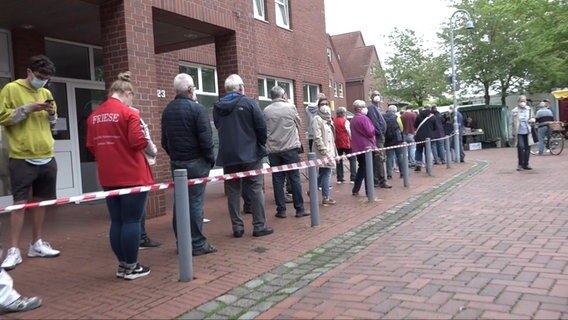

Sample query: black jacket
[213,92,267,167]
[414,110,438,142]
[161,94,215,164]
[384,111,403,147]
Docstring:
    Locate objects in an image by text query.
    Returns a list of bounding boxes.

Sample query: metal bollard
[425,138,433,176]
[453,134,460,163]
[365,150,375,202]
[445,136,452,169]
[174,169,193,282]
[307,152,319,227]
[401,144,409,188]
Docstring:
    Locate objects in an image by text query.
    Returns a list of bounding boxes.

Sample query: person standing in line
[161,73,217,256]
[400,108,417,167]
[333,107,356,184]
[305,93,326,152]
[366,90,391,188]
[413,107,438,172]
[384,105,404,179]
[214,74,273,238]
[312,97,338,206]
[264,86,308,219]
[127,106,162,250]
[535,101,554,155]
[430,106,446,165]
[86,71,152,280]
[511,95,534,170]
[0,55,60,270]
[349,100,376,196]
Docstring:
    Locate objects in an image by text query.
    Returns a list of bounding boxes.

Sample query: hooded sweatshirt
[0,79,57,159]
[213,92,267,167]
[305,102,318,139]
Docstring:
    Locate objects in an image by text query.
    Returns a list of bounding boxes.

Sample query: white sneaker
[27,239,60,258]
[1,248,22,270]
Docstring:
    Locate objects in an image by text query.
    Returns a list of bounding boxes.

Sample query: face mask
[519,102,527,108]
[361,107,368,115]
[372,96,381,103]
[319,106,331,114]
[30,75,48,89]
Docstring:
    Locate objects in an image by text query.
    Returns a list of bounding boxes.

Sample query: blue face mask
[30,75,48,89]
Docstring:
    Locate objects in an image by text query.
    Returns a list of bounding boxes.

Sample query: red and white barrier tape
[0,135,456,213]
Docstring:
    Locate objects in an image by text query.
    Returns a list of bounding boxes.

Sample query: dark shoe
[387,175,392,180]
[414,166,422,172]
[252,227,274,237]
[295,212,309,218]
[192,243,218,256]
[233,230,244,238]
[242,209,252,215]
[379,183,392,189]
[433,162,440,165]
[516,166,523,171]
[523,166,533,170]
[275,212,287,219]
[124,263,150,280]
[139,237,161,249]
[460,159,465,163]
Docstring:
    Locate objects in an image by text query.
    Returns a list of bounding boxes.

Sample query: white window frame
[179,63,218,96]
[275,0,290,29]
[45,37,103,82]
[303,83,320,105]
[338,83,344,98]
[0,29,13,80]
[333,82,338,97]
[329,79,332,88]
[258,76,293,102]
[326,48,332,63]
[253,0,266,20]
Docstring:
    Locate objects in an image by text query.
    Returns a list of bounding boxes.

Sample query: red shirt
[86,97,154,188]
[401,111,417,135]
[333,117,351,149]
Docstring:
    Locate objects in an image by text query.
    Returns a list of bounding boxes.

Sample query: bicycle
[530,121,565,155]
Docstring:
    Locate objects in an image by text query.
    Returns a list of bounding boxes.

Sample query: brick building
[0,0,329,217]
[330,31,384,110]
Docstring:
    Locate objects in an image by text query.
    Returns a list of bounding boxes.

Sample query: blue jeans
[268,149,305,214]
[352,154,368,195]
[386,148,403,177]
[517,134,530,167]
[537,126,550,155]
[432,140,446,163]
[403,133,416,166]
[415,144,425,165]
[224,160,266,233]
[318,167,332,199]
[104,188,148,266]
[336,148,356,182]
[171,158,211,250]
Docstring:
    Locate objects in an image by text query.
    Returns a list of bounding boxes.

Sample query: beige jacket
[312,115,337,168]
[263,99,302,153]
[510,106,534,147]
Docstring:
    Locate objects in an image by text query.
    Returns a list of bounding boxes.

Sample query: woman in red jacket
[86,71,154,280]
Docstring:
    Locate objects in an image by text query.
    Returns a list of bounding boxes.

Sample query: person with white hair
[384,105,404,179]
[214,74,274,238]
[349,100,376,196]
[161,73,217,256]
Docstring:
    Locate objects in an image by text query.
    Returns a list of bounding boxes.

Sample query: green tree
[375,28,448,107]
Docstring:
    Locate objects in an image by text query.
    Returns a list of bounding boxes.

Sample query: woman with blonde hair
[86,71,154,280]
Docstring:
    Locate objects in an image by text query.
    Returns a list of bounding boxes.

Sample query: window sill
[254,17,269,24]
[276,24,292,32]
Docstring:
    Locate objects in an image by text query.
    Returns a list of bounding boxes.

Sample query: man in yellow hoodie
[0,55,60,272]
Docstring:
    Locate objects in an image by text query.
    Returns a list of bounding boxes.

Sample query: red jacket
[333,117,351,149]
[86,97,154,188]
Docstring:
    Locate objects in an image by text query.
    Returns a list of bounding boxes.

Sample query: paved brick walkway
[1,147,566,319]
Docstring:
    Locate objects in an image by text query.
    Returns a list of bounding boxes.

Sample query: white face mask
[319,106,331,114]
[361,107,368,115]
[30,75,48,89]
[519,102,527,108]
[372,96,381,103]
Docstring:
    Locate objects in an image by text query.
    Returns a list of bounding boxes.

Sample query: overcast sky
[324,0,455,63]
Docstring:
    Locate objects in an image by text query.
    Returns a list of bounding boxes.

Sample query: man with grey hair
[161,73,217,256]
[214,74,273,238]
[264,86,308,218]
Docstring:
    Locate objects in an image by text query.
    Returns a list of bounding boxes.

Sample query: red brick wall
[11,29,44,78]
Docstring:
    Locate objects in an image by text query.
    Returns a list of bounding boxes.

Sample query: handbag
[531,125,538,143]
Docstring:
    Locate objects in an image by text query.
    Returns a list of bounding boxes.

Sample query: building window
[258,76,293,107]
[329,79,332,88]
[253,0,266,20]
[303,84,320,105]
[275,0,290,29]
[338,83,344,98]
[333,82,338,97]
[179,64,218,95]
[45,38,102,81]
[326,48,332,63]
